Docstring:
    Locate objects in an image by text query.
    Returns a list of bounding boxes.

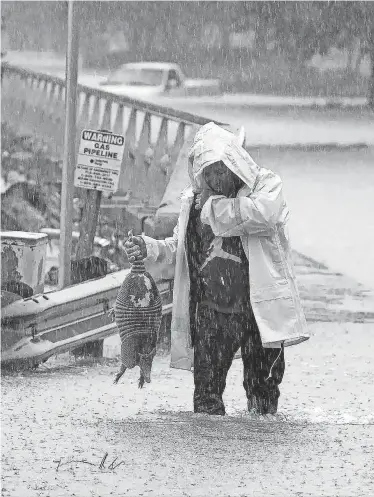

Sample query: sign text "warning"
[82,131,124,146]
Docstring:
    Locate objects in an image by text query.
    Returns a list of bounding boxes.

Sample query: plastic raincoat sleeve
[142,223,179,265]
[200,172,286,237]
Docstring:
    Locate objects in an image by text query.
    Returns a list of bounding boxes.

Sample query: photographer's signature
[54,452,124,472]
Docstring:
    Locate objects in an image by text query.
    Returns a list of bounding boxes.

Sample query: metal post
[58,0,79,289]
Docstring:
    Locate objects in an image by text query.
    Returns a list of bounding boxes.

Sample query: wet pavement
[2,327,373,497]
[2,257,374,496]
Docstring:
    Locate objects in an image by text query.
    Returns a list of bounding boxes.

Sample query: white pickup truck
[99,62,222,99]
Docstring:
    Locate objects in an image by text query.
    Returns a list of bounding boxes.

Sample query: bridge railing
[1,62,221,208]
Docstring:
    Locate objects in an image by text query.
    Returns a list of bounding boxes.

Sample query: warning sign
[74,129,125,192]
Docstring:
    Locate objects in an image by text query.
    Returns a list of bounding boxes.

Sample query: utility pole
[369,26,374,110]
[58,0,79,289]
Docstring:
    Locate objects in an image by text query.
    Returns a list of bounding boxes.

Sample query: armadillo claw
[108,308,115,321]
[113,369,126,384]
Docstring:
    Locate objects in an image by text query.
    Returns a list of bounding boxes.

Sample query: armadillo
[113,231,162,388]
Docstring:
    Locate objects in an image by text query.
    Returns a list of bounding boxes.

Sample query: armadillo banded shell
[115,263,162,370]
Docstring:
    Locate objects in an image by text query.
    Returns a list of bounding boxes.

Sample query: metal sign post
[58,0,80,289]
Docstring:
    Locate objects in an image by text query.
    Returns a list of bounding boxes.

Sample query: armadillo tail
[113,367,127,384]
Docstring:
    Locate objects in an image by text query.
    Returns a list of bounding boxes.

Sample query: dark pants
[193,305,285,416]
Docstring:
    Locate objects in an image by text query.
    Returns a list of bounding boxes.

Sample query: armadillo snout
[141,368,151,383]
[139,349,156,384]
[142,372,151,383]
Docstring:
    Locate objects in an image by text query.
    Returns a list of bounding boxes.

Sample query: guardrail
[1,269,173,366]
[40,227,110,249]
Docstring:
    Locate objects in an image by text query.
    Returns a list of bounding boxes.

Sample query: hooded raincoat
[143,123,309,371]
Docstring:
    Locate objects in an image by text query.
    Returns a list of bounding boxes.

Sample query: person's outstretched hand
[123,231,147,262]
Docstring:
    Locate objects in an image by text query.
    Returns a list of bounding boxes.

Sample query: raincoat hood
[188,122,260,193]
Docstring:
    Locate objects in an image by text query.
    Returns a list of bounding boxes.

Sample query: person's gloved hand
[123,231,147,262]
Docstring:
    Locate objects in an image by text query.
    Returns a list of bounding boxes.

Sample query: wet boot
[247,395,279,415]
[242,309,285,416]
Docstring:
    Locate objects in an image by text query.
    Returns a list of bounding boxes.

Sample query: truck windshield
[106,67,164,86]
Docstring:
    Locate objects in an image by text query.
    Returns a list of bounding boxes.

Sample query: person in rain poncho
[125,122,309,416]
